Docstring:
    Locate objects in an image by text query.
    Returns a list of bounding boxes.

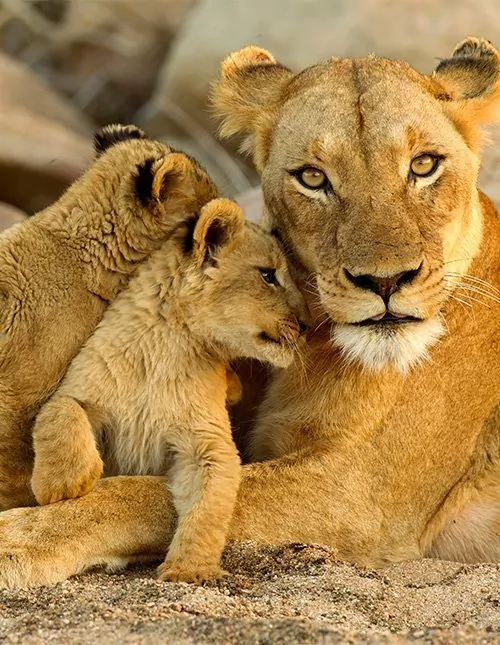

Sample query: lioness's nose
[345,264,422,302]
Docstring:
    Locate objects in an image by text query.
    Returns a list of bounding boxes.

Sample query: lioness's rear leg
[158,429,241,583]
[31,396,103,505]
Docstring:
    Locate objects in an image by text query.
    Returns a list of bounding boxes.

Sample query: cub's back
[0,215,105,409]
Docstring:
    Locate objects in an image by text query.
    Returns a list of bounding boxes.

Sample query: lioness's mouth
[354,312,423,327]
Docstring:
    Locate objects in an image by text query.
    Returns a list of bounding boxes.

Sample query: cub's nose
[344,264,422,303]
[298,320,309,335]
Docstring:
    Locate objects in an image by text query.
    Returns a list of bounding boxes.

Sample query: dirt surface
[0,543,498,644]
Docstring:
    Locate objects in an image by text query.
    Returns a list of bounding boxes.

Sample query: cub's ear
[211,46,294,170]
[135,152,219,214]
[433,37,500,149]
[193,198,245,266]
[94,124,146,157]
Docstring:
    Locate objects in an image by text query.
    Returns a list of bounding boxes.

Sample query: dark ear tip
[93,124,147,157]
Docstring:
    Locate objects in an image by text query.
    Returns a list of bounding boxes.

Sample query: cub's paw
[31,450,104,506]
[157,560,226,584]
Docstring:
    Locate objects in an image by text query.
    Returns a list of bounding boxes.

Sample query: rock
[34,0,196,125]
[0,51,92,215]
[235,187,264,224]
[0,202,26,233]
[0,51,92,136]
[0,107,92,214]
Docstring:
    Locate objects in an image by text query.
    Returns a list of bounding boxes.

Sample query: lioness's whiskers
[456,284,500,305]
[445,276,500,307]
[446,271,500,295]
[454,289,492,310]
[314,315,331,334]
[447,293,473,308]
[437,312,450,335]
[292,340,311,389]
[443,257,474,265]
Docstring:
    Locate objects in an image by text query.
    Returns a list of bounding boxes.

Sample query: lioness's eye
[292,167,329,190]
[410,154,440,178]
[259,268,279,287]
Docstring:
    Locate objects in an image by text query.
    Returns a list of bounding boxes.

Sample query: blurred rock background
[1,0,500,231]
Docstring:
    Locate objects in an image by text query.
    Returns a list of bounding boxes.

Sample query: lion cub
[0,123,218,511]
[31,198,308,583]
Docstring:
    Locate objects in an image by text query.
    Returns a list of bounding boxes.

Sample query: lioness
[0,36,499,588]
[0,124,218,510]
[31,197,307,583]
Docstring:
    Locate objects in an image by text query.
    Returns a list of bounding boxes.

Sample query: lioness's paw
[157,560,225,584]
[31,452,104,506]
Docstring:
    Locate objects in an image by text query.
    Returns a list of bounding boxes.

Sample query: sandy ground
[0,543,498,644]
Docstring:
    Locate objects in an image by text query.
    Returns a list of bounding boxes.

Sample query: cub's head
[79,124,218,258]
[213,38,500,372]
[180,198,309,368]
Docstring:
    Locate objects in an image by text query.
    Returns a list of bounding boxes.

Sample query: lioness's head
[74,124,218,259]
[213,37,500,372]
[177,198,308,368]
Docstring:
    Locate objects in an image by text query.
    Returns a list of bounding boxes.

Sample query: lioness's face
[186,200,309,368]
[213,39,500,372]
[261,63,479,372]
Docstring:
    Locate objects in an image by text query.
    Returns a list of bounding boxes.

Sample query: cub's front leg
[31,396,103,505]
[158,423,241,584]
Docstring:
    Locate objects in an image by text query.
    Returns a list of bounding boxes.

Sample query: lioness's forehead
[274,57,455,162]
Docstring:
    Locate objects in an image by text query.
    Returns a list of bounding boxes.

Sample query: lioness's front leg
[31,396,103,505]
[158,427,241,584]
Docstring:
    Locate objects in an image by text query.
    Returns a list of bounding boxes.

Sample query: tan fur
[0,124,218,510]
[30,198,307,583]
[0,38,499,588]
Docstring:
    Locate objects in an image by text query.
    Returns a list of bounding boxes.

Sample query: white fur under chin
[332,317,445,374]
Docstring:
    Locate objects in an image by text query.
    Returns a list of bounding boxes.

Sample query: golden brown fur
[0,124,218,510]
[0,37,499,588]
[30,198,307,583]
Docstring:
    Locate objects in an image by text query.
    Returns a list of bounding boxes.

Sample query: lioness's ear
[135,153,218,214]
[193,198,245,266]
[211,46,294,170]
[94,124,146,157]
[433,37,500,149]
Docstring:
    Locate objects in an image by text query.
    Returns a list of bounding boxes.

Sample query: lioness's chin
[332,317,445,374]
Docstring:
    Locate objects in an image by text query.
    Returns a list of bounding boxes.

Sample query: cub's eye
[410,154,440,178]
[293,167,329,190]
[259,268,279,287]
